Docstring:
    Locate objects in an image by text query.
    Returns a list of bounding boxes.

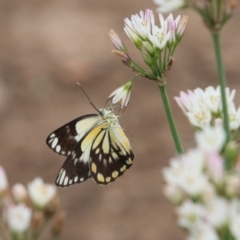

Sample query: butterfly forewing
[89,126,134,185]
[46,114,98,156]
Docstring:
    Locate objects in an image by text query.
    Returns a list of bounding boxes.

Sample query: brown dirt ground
[0,0,240,239]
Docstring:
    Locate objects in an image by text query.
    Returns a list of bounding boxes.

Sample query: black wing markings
[46,114,98,156]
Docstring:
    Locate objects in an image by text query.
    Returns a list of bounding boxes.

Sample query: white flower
[204,86,221,113]
[195,124,226,152]
[28,178,56,209]
[186,105,212,128]
[6,204,32,233]
[124,9,155,41]
[205,197,229,228]
[148,24,171,50]
[175,86,238,129]
[154,0,185,13]
[177,200,206,229]
[124,10,188,51]
[206,151,224,185]
[175,89,212,127]
[163,183,184,204]
[163,148,207,197]
[230,213,240,240]
[229,199,240,239]
[228,103,240,130]
[108,81,132,109]
[0,166,8,194]
[225,174,240,198]
[12,183,27,203]
[187,222,219,240]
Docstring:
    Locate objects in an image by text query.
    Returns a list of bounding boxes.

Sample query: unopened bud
[12,184,28,203]
[142,53,153,67]
[51,212,65,237]
[224,141,238,166]
[225,174,240,198]
[109,30,127,52]
[111,50,132,67]
[31,211,44,231]
[44,196,59,218]
[142,41,155,56]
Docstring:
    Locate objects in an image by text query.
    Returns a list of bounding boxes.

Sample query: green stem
[158,84,184,155]
[212,32,231,143]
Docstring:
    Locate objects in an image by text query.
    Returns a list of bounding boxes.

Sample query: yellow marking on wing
[126,158,133,165]
[112,171,119,178]
[92,130,105,149]
[106,177,111,183]
[110,128,131,154]
[81,125,103,151]
[97,173,105,182]
[91,163,97,173]
[112,152,119,160]
[102,132,110,154]
[120,165,127,172]
[75,117,98,135]
[103,159,107,166]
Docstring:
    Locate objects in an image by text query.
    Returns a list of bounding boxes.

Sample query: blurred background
[0,0,240,239]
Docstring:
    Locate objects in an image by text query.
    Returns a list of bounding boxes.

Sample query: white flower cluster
[175,86,240,130]
[124,9,188,51]
[153,0,237,29]
[163,124,240,240]
[0,168,62,239]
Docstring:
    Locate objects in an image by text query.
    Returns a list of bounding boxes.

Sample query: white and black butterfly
[46,107,134,187]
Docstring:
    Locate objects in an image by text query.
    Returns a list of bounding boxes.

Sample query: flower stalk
[158,83,184,155]
[212,33,231,145]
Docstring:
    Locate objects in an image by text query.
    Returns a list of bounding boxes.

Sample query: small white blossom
[163,184,184,204]
[6,204,32,233]
[225,174,240,198]
[108,81,132,109]
[187,222,219,240]
[148,24,171,50]
[175,86,239,130]
[0,166,8,194]
[163,148,207,197]
[206,151,224,185]
[205,197,229,228]
[195,124,225,152]
[229,199,240,239]
[154,0,185,13]
[124,9,155,41]
[28,178,56,209]
[177,201,206,229]
[228,103,240,130]
[12,183,27,203]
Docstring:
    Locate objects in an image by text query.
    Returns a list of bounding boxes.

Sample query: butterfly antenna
[76,82,99,112]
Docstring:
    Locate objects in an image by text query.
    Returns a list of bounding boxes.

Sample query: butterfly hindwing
[55,141,91,187]
[46,114,98,156]
[89,126,134,185]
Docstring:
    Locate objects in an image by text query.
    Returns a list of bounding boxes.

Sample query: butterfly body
[47,108,134,187]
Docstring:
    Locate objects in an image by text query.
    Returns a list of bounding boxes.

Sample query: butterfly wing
[46,114,98,156]
[55,142,91,187]
[89,125,134,185]
[55,121,108,187]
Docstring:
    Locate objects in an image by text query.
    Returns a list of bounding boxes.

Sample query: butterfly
[46,107,134,187]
